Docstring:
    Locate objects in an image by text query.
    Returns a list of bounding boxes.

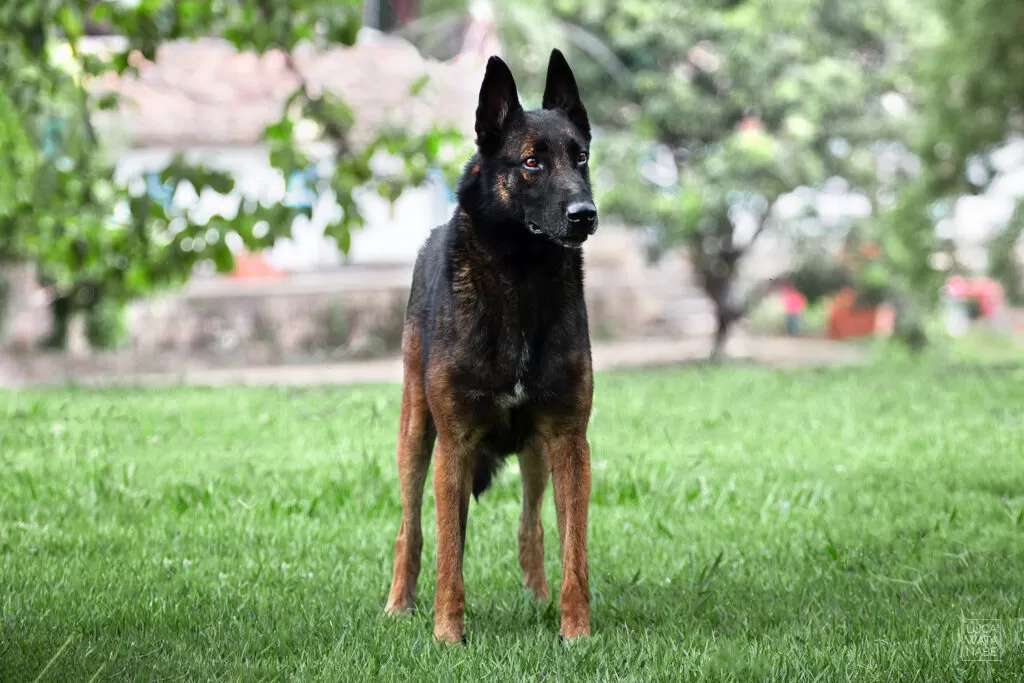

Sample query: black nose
[566,202,598,233]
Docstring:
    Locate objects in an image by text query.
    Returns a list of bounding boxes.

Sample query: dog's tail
[471,449,506,500]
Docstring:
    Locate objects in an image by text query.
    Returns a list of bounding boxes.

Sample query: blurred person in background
[781,280,807,337]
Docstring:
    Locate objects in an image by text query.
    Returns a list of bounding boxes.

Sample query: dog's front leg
[549,429,591,640]
[432,432,472,644]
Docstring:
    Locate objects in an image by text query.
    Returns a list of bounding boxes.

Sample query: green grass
[945,329,1024,365]
[3,364,1024,681]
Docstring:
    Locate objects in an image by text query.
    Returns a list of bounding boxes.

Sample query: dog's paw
[384,596,416,617]
[523,584,550,602]
[558,622,591,643]
[433,621,467,645]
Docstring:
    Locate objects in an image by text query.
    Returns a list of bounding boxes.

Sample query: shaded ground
[2,363,1023,680]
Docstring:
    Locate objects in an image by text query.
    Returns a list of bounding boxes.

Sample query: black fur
[405,50,597,499]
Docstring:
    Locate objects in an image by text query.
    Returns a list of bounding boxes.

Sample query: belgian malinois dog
[384,49,597,644]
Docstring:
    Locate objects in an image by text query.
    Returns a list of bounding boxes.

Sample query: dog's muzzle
[566,201,598,238]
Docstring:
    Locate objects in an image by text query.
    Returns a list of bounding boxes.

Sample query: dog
[383,49,597,644]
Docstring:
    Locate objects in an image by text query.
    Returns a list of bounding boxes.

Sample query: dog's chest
[493,336,531,408]
[453,266,577,410]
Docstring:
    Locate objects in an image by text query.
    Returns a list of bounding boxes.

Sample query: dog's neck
[454,207,581,280]
[449,208,585,347]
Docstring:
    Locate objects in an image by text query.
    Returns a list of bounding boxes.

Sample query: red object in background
[945,275,1004,319]
[946,275,970,299]
[737,116,763,134]
[972,278,1003,318]
[780,284,807,315]
[827,288,878,340]
[231,251,284,279]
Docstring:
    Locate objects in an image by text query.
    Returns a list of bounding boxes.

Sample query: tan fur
[384,327,435,616]
[546,429,591,639]
[540,372,593,639]
[497,174,511,203]
[424,367,480,644]
[453,261,475,300]
[517,440,550,600]
[519,133,537,160]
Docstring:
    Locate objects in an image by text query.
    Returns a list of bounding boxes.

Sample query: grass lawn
[3,363,1024,681]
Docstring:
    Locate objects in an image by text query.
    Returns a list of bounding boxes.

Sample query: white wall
[113,146,456,271]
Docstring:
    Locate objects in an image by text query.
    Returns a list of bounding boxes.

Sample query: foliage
[0,0,467,348]
[884,0,1024,301]
[987,202,1024,305]
[404,0,1024,353]
[789,258,850,306]
[521,0,928,357]
[787,231,894,311]
[84,297,128,350]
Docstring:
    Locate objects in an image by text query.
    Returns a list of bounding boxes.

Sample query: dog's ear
[475,56,523,153]
[542,49,590,140]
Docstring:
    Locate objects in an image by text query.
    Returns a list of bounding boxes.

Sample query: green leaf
[96,93,120,111]
[0,0,474,342]
[264,118,294,144]
[57,7,84,41]
[409,74,431,97]
[213,241,235,273]
[336,225,351,254]
[204,170,235,195]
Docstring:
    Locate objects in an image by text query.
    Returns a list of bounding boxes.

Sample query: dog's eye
[523,157,540,169]
[576,152,589,165]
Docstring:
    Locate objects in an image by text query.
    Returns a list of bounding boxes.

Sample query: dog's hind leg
[548,429,592,641]
[385,331,436,616]
[517,440,550,601]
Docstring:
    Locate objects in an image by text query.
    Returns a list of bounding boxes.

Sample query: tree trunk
[710,310,733,364]
[891,293,929,353]
[699,269,738,364]
[42,293,74,350]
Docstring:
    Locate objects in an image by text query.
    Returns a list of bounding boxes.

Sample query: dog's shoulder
[406,215,464,342]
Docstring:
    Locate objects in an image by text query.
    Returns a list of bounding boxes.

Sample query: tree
[531,0,928,360]
[884,0,1024,311]
[0,0,466,349]
[988,203,1024,305]
[409,0,930,359]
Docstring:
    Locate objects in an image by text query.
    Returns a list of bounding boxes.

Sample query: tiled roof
[90,34,482,148]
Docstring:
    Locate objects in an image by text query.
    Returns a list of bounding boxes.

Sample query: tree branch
[280,52,352,161]
[740,271,795,316]
[738,215,772,256]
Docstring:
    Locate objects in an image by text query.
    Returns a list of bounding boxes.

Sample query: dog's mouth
[526,221,587,250]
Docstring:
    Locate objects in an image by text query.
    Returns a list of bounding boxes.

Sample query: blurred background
[2,0,1023,387]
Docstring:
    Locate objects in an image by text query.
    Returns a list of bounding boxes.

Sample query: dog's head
[468,49,597,249]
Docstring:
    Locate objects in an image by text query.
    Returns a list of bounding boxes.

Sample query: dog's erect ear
[542,49,590,140]
[475,56,523,153]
